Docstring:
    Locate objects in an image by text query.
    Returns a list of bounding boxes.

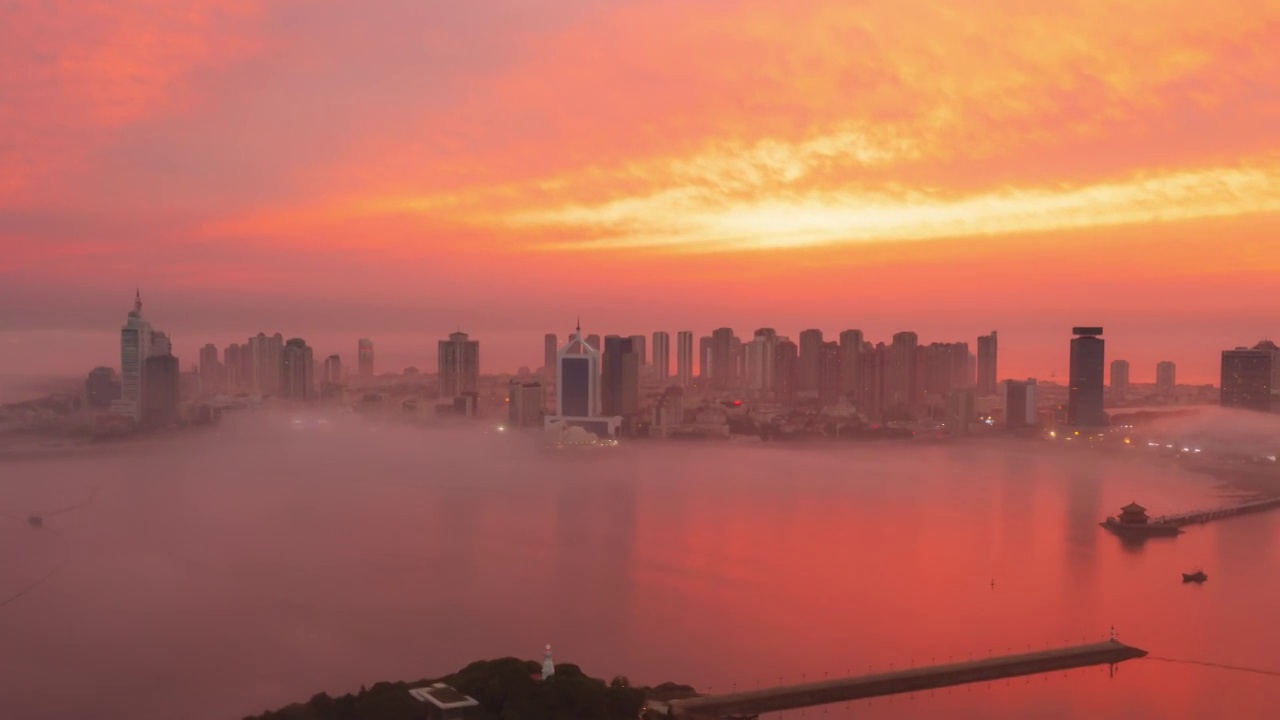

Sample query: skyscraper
[115,290,153,420]
[142,352,180,426]
[817,340,842,407]
[676,331,694,386]
[1156,361,1176,396]
[543,334,558,379]
[838,330,863,398]
[1110,359,1130,405]
[281,338,315,400]
[710,327,738,389]
[224,343,243,389]
[918,342,971,398]
[323,354,342,385]
[976,331,998,396]
[1221,346,1273,411]
[858,343,888,419]
[556,326,601,417]
[602,336,640,416]
[199,343,223,396]
[1068,327,1107,426]
[652,331,671,382]
[698,336,712,378]
[358,338,375,378]
[248,332,284,395]
[773,338,799,406]
[798,329,824,393]
[438,331,480,398]
[629,335,647,368]
[887,331,919,406]
[745,330,777,393]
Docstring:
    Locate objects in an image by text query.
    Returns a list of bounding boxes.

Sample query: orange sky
[2,0,1279,383]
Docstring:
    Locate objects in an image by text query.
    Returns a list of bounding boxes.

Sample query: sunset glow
[2,0,1279,381]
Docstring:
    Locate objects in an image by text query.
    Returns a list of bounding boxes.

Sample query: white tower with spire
[113,289,153,421]
[541,644,555,679]
[555,320,601,418]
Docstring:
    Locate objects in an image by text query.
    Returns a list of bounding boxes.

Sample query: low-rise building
[408,683,479,720]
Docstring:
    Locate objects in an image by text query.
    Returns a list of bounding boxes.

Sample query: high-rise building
[710,327,738,389]
[1156,361,1176,396]
[745,331,776,393]
[918,342,971,398]
[586,334,601,357]
[115,290,153,420]
[508,380,545,428]
[628,335,647,368]
[676,331,694,386]
[556,326,601,418]
[1110,359,1130,405]
[323,355,342,385]
[85,367,120,409]
[652,331,671,382]
[817,340,842,407]
[1257,340,1280,400]
[224,343,243,390]
[148,330,171,357]
[838,330,863,398]
[1068,327,1107,426]
[543,334,558,379]
[602,336,640,415]
[858,343,888,419]
[773,339,799,406]
[199,343,223,396]
[1221,346,1274,411]
[798,329,824,393]
[142,353,180,426]
[1001,379,1039,428]
[438,332,480,398]
[248,332,284,395]
[358,338,375,378]
[698,336,712,378]
[281,338,315,400]
[976,331,998,396]
[887,331,919,406]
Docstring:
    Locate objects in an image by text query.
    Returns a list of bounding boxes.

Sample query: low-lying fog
[3,409,1279,719]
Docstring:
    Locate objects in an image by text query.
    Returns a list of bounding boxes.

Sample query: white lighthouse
[541,644,555,679]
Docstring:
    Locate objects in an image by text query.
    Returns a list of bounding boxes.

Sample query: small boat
[1182,569,1207,583]
[27,515,43,528]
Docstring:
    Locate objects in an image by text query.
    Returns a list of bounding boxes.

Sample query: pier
[651,640,1147,718]
[1153,495,1280,528]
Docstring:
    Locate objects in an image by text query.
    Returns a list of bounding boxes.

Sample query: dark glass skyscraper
[1221,346,1273,411]
[1068,327,1107,426]
[976,331,998,396]
[602,336,640,416]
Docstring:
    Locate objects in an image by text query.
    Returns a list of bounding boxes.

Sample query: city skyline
[3,2,1279,384]
[16,289,1274,389]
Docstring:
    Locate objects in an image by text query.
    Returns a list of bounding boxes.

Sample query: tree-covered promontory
[245,658,651,720]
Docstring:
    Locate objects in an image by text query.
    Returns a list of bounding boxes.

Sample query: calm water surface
[2,413,1278,719]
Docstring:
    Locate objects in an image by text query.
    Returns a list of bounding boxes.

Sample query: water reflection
[0,416,1278,720]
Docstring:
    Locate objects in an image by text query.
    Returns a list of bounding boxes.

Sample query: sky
[2,0,1279,384]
